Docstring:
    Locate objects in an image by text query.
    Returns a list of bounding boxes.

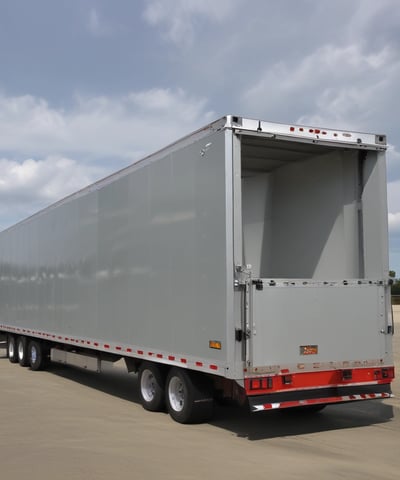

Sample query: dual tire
[138,362,166,412]
[17,337,30,367]
[7,336,18,364]
[7,336,48,370]
[138,362,214,424]
[165,368,214,424]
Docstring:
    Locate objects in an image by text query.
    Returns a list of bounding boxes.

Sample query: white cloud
[69,89,214,159]
[0,156,103,201]
[0,89,214,160]
[143,0,240,45]
[0,95,67,151]
[242,43,400,131]
[128,88,186,111]
[0,156,106,231]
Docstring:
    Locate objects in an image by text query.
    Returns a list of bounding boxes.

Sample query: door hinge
[234,264,251,287]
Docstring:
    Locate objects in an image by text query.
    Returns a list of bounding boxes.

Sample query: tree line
[390,271,400,295]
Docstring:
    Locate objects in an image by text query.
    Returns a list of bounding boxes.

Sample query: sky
[0,0,399,275]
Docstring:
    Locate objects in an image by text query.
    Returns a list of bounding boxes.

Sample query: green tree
[391,280,400,295]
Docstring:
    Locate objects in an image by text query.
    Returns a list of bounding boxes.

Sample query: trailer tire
[7,336,18,364]
[17,336,30,367]
[165,368,214,424]
[28,340,48,371]
[138,362,166,412]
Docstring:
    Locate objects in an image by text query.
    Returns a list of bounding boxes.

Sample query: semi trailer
[0,115,394,423]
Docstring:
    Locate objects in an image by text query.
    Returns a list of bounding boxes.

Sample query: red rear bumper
[245,367,394,412]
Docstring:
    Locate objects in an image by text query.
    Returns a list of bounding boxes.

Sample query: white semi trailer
[0,115,394,423]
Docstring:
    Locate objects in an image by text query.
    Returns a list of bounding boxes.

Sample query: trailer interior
[240,135,386,280]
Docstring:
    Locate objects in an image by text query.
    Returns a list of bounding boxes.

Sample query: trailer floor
[0,311,399,480]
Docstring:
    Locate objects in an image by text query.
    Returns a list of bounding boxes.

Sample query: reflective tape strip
[0,323,223,374]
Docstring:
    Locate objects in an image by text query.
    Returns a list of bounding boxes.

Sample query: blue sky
[0,0,400,275]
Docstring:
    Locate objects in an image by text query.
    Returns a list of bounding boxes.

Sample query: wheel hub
[168,377,185,412]
[141,370,156,402]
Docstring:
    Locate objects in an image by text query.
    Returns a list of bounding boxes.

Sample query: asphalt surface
[0,309,399,480]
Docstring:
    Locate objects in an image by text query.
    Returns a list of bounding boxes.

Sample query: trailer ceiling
[240,135,340,173]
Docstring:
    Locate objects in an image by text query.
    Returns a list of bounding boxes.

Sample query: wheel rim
[9,340,15,358]
[168,376,185,412]
[18,341,24,360]
[31,345,37,364]
[141,369,156,402]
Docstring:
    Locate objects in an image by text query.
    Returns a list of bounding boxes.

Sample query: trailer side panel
[0,130,229,365]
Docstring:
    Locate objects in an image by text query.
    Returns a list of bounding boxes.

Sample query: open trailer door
[234,122,393,407]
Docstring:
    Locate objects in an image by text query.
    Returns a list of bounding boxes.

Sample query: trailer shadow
[51,360,395,440]
[0,349,394,440]
[44,359,397,441]
[47,360,142,405]
[211,400,395,440]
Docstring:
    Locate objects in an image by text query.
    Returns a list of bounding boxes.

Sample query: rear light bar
[249,377,273,391]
